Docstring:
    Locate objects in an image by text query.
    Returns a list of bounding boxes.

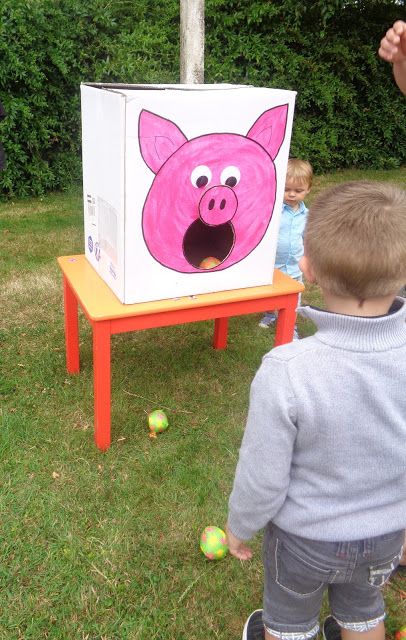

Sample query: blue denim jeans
[262,524,404,640]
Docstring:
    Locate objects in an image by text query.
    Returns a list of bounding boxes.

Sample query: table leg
[63,275,80,373]
[274,294,298,346]
[213,317,228,349]
[92,320,111,451]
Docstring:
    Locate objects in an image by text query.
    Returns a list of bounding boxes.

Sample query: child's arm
[226,356,297,553]
[378,20,406,95]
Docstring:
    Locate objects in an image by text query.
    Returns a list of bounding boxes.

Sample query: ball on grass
[396,627,406,640]
[200,526,228,560]
[148,409,168,434]
[199,257,221,270]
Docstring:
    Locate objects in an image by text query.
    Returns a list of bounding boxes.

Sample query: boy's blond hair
[305,181,406,300]
[286,158,313,188]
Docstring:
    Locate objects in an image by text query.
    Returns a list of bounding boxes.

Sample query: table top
[58,255,304,321]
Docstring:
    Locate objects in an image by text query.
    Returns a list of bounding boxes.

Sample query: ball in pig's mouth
[182,219,235,269]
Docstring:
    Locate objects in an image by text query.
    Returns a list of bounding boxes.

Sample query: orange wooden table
[58,255,304,450]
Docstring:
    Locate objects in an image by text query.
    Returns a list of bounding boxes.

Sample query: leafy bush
[0,0,118,197]
[204,0,406,173]
[98,0,180,84]
[0,0,405,197]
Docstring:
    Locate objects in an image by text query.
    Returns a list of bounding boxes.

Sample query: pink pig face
[139,105,288,272]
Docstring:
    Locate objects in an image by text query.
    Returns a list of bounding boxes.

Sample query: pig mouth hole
[183,219,235,269]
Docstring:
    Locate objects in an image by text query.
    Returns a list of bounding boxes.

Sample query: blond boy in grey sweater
[226,182,406,640]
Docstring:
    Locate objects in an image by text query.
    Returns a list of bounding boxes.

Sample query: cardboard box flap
[81,82,251,92]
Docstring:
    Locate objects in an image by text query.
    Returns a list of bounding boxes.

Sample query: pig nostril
[220,199,226,210]
[208,199,215,211]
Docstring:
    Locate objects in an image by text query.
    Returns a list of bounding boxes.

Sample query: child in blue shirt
[259,159,313,337]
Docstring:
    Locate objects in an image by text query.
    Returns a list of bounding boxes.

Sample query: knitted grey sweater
[228,298,406,541]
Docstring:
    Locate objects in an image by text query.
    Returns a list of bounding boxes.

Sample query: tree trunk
[180,0,205,84]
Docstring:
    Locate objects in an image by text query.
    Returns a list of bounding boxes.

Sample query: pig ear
[139,109,188,173]
[246,104,288,160]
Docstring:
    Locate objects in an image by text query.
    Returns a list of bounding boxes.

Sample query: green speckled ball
[148,410,169,434]
[200,526,228,560]
[199,256,221,269]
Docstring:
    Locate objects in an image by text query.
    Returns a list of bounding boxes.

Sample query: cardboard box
[81,83,296,303]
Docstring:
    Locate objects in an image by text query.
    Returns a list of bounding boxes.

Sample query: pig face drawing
[139,105,288,273]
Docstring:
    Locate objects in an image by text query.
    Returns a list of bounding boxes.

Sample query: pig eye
[191,165,212,188]
[221,166,240,188]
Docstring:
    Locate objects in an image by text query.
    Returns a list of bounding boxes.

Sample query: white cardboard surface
[81,83,296,303]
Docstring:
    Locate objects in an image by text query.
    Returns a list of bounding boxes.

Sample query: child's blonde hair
[305,181,406,300]
[286,158,313,188]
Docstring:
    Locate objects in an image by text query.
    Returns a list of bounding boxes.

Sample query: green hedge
[205,1,406,171]
[0,0,119,197]
[0,0,405,197]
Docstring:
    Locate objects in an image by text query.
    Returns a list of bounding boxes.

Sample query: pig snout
[199,185,237,226]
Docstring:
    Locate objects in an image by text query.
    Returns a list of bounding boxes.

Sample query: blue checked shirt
[274,201,308,278]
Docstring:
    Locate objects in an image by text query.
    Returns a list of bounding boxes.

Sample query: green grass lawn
[1,169,405,639]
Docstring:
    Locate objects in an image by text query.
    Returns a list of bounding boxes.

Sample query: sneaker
[322,616,341,640]
[242,609,265,640]
[258,315,276,329]
[391,562,406,578]
[258,320,271,329]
